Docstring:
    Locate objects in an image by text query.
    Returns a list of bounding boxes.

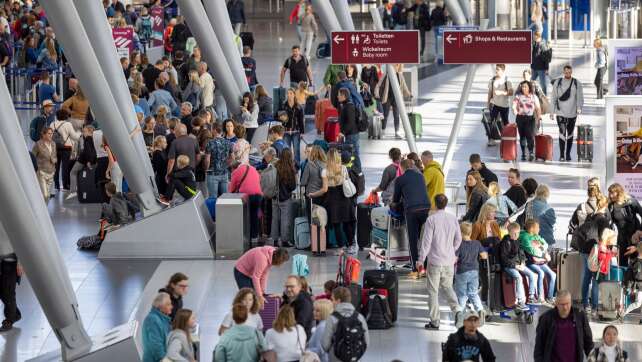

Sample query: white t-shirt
[93,130,109,158]
[489,76,512,108]
[603,344,617,362]
[221,311,263,331]
[265,325,306,362]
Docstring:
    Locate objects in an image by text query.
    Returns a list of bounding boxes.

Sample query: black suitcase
[78,167,104,204]
[348,283,362,312]
[363,269,399,322]
[357,203,375,249]
[328,142,354,157]
[316,42,330,59]
[304,94,318,115]
[481,108,502,142]
[240,32,254,50]
[577,124,593,162]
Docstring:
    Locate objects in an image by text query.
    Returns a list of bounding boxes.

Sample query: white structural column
[331,0,356,30]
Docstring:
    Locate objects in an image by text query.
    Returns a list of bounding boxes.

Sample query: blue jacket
[331,79,364,109]
[227,0,246,24]
[148,89,178,116]
[392,168,431,212]
[532,199,556,245]
[142,308,171,362]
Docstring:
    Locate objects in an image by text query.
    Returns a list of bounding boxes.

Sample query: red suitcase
[500,123,518,161]
[535,123,553,161]
[501,272,518,308]
[315,99,337,133]
[361,288,388,311]
[259,295,281,332]
[324,117,341,143]
[311,222,326,254]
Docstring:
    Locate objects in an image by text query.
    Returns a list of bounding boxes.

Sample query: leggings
[516,114,536,154]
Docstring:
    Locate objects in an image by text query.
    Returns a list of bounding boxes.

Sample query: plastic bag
[364,191,380,206]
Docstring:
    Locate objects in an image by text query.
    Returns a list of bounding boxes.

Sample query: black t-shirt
[283,56,309,84]
[168,135,199,169]
[142,65,162,92]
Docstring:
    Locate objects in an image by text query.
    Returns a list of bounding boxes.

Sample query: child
[101,182,139,226]
[519,219,557,304]
[218,287,264,335]
[269,123,288,158]
[315,280,337,301]
[166,155,197,201]
[454,222,487,320]
[499,222,538,308]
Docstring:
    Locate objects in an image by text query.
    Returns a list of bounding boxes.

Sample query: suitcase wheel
[525,314,534,324]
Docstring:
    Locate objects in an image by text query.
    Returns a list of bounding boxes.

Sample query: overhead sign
[331,31,420,65]
[437,25,479,36]
[443,30,532,64]
[150,5,164,47]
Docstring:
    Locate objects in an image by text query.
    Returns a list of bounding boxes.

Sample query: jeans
[581,253,599,309]
[344,133,361,170]
[54,147,72,190]
[233,22,242,35]
[271,198,293,243]
[283,131,301,164]
[531,69,548,95]
[206,173,229,203]
[248,194,263,239]
[594,67,606,99]
[426,264,461,324]
[301,31,314,59]
[69,161,85,193]
[405,209,429,271]
[528,263,556,299]
[234,267,254,290]
[0,259,21,323]
[295,24,303,43]
[454,270,484,311]
[504,267,538,302]
[433,26,441,59]
[418,30,426,57]
[382,101,400,132]
[557,116,577,160]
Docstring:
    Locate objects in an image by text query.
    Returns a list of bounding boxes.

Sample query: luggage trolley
[368,210,410,270]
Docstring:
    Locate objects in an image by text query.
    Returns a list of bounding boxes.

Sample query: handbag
[342,166,356,198]
[296,326,321,362]
[588,244,600,272]
[255,329,277,362]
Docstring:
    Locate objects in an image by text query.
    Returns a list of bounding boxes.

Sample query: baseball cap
[42,99,54,108]
[462,310,480,321]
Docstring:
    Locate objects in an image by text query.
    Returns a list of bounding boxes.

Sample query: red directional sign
[331,31,420,65]
[443,30,532,64]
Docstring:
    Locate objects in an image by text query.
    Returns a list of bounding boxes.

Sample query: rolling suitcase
[577,124,593,162]
[535,130,554,161]
[78,167,103,204]
[239,31,254,50]
[481,108,502,143]
[357,203,376,249]
[407,112,422,138]
[501,272,518,308]
[368,114,383,139]
[311,222,326,254]
[363,269,399,322]
[293,216,310,249]
[259,295,281,332]
[315,99,337,133]
[272,87,287,116]
[324,117,341,143]
[500,123,518,162]
[556,251,583,303]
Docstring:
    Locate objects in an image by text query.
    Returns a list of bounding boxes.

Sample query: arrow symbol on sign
[446,34,457,44]
[333,35,344,44]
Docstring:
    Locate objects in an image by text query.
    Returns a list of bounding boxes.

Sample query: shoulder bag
[342,166,356,198]
[233,165,251,193]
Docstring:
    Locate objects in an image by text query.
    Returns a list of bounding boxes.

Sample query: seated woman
[519,219,557,304]
[471,204,502,249]
[499,222,538,307]
[218,288,263,335]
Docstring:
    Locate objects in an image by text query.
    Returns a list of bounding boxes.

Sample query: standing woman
[303,145,328,221]
[272,149,298,248]
[232,125,251,165]
[255,85,273,124]
[32,127,57,201]
[346,64,360,84]
[151,136,169,198]
[240,91,259,143]
[375,64,411,138]
[462,171,489,223]
[158,273,189,321]
[512,80,541,162]
[62,87,90,128]
[607,183,642,266]
[530,0,544,33]
[300,5,318,59]
[165,309,197,362]
[594,38,608,99]
[282,89,305,164]
[531,184,557,246]
[181,70,202,111]
[223,119,239,146]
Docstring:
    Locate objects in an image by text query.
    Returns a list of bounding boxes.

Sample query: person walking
[337,88,361,170]
[531,32,552,95]
[374,64,411,138]
[550,64,584,162]
[32,127,58,201]
[409,0,431,60]
[279,45,313,89]
[594,38,608,99]
[587,325,629,362]
[227,0,246,35]
[429,1,448,61]
[289,0,307,42]
[607,183,642,266]
[0,239,22,332]
[393,159,431,278]
[420,150,445,207]
[534,290,593,362]
[512,80,542,162]
[417,194,463,330]
[300,5,318,59]
[487,64,513,129]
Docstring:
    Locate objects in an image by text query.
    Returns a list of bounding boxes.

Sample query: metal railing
[3,65,66,109]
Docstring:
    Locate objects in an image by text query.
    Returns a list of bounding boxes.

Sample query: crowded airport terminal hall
[0,0,642,361]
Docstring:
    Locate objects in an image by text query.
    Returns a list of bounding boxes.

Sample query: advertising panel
[606,96,642,198]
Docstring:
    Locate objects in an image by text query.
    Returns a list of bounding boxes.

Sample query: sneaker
[395,132,402,139]
[281,241,293,248]
[424,322,440,330]
[479,310,487,325]
[65,192,77,200]
[521,154,527,161]
[517,302,529,311]
[584,305,592,314]
[0,320,13,332]
[157,197,170,206]
[250,238,258,245]
[559,156,566,162]
[545,297,555,305]
[62,188,70,192]
[347,244,358,255]
[454,311,463,328]
[528,154,535,162]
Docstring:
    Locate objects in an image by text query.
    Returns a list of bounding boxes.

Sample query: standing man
[534,290,593,362]
[392,159,431,279]
[166,124,200,183]
[417,194,463,330]
[504,168,528,208]
[409,0,431,61]
[429,0,448,62]
[282,275,314,341]
[420,150,445,207]
[198,61,215,114]
[531,31,552,95]
[227,0,246,35]
[443,311,496,362]
[0,234,22,332]
[241,46,258,92]
[337,88,361,170]
[467,154,498,187]
[279,45,313,89]
[550,64,584,162]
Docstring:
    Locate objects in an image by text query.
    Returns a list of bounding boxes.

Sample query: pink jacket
[228,164,262,196]
[235,246,275,296]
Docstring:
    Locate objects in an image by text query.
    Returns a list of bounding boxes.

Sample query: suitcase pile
[368,211,410,269]
[363,269,399,323]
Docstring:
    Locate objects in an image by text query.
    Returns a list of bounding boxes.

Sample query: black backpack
[332,311,367,362]
[365,294,393,330]
[356,106,368,132]
[348,166,365,197]
[29,115,48,142]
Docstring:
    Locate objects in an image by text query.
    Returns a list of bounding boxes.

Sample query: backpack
[52,123,66,149]
[260,164,278,199]
[539,42,553,64]
[140,16,153,41]
[29,115,48,142]
[332,311,367,362]
[391,3,406,25]
[348,166,365,197]
[365,294,393,329]
[356,106,368,132]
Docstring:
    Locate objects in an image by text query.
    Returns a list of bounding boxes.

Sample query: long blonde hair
[188,70,201,86]
[326,148,344,186]
[309,145,327,163]
[477,203,497,224]
[487,182,501,197]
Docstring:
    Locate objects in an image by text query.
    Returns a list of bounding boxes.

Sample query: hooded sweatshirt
[214,324,267,362]
[423,160,445,206]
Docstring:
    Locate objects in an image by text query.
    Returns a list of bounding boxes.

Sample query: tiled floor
[4,15,642,362]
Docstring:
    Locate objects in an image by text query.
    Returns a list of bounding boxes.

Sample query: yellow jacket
[423,160,445,206]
